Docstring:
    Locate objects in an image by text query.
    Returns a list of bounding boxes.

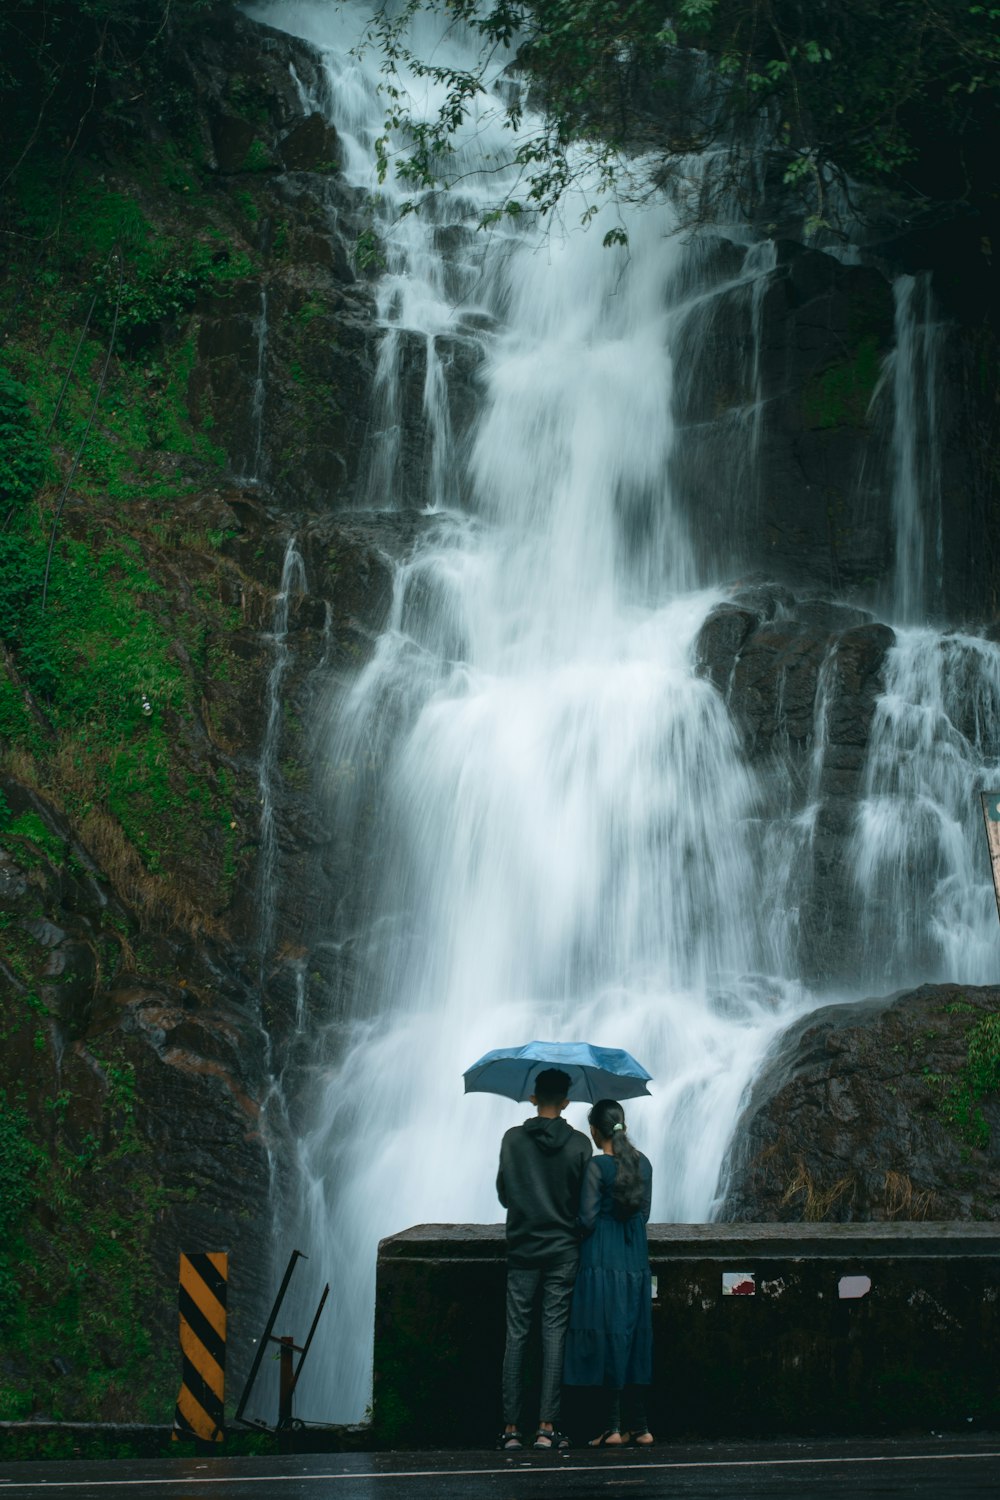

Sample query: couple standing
[496,1067,654,1451]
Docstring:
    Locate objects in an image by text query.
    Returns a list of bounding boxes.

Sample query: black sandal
[534,1428,570,1449]
[497,1429,523,1450]
[588,1429,625,1447]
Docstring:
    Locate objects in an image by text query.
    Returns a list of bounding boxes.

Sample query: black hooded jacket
[496,1115,592,1267]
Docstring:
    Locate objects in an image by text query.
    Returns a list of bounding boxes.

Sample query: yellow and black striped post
[173,1252,228,1444]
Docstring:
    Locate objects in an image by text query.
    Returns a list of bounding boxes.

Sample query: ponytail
[588,1098,644,1218]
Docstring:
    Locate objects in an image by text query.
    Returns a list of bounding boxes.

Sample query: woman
[563,1098,654,1447]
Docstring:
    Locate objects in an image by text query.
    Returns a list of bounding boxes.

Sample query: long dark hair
[589,1099,644,1218]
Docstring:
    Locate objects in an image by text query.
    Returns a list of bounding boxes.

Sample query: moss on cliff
[0,132,274,924]
[927,1003,1000,1152]
[0,1078,176,1423]
[0,64,283,1420]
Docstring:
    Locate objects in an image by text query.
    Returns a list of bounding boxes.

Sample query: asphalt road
[2,1439,1000,1499]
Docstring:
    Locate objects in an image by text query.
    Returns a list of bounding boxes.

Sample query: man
[496,1067,592,1451]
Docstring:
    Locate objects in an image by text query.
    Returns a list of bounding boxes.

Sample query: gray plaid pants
[501,1258,577,1429]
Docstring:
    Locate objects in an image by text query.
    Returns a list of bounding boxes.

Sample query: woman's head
[588,1098,626,1143]
[588,1098,644,1217]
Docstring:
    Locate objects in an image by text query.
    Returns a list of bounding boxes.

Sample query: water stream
[256,534,307,990]
[246,0,1000,1421]
[884,274,945,625]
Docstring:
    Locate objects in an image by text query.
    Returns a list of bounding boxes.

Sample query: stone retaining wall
[373,1223,999,1446]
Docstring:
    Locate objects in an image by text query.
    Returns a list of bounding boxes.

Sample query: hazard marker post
[173,1251,228,1444]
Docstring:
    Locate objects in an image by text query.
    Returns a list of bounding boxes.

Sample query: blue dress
[563,1152,653,1388]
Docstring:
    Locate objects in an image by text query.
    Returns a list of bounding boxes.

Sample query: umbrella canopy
[463,1040,652,1104]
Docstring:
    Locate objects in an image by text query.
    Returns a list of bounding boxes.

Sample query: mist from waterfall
[246,0,1000,1422]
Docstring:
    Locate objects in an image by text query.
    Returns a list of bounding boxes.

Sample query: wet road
[1,1438,999,1498]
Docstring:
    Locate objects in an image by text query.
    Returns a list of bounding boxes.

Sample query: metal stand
[235,1250,329,1432]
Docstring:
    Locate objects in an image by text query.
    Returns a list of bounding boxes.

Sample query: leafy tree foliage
[366,0,1000,233]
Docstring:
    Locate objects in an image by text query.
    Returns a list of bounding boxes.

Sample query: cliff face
[721,985,1000,1224]
[0,4,997,1424]
[0,8,404,1421]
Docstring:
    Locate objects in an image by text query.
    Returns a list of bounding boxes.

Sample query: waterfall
[256,535,307,986]
[244,0,998,1423]
[854,630,1000,989]
[886,273,944,624]
[244,285,269,484]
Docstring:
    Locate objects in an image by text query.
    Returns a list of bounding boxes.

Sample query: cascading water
[245,0,1000,1421]
[854,630,1000,989]
[256,535,307,986]
[242,285,269,484]
[884,273,944,625]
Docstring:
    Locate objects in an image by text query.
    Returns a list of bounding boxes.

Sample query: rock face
[674,241,895,597]
[695,586,895,984]
[179,10,489,516]
[0,474,414,1419]
[181,11,378,508]
[722,984,1000,1223]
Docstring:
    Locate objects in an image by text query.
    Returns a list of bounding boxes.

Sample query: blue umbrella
[463,1040,652,1104]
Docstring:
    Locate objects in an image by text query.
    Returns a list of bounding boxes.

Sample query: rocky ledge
[721,983,1000,1223]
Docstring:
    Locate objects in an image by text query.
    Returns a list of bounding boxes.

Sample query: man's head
[530,1068,571,1115]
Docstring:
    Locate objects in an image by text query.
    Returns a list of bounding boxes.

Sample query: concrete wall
[373,1223,999,1447]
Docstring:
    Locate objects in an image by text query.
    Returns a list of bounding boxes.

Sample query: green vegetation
[0,369,49,521]
[12,165,253,349]
[364,0,1000,233]
[242,139,275,173]
[928,1007,1000,1150]
[0,0,282,1435]
[2,812,67,867]
[0,507,242,883]
[0,1069,175,1423]
[0,1098,45,1334]
[0,130,257,907]
[354,227,387,273]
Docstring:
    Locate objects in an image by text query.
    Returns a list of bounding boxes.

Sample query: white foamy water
[855,629,1000,988]
[244,0,1000,1421]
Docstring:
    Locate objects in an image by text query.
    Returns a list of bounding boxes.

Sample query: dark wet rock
[822,622,896,753]
[675,240,902,595]
[0,786,272,1395]
[692,605,758,693]
[696,594,894,761]
[729,618,829,748]
[302,517,399,658]
[728,583,796,619]
[38,939,97,1039]
[696,593,896,982]
[210,113,260,174]
[279,113,340,172]
[175,9,380,504]
[400,563,470,664]
[722,983,1000,1223]
[791,598,873,634]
